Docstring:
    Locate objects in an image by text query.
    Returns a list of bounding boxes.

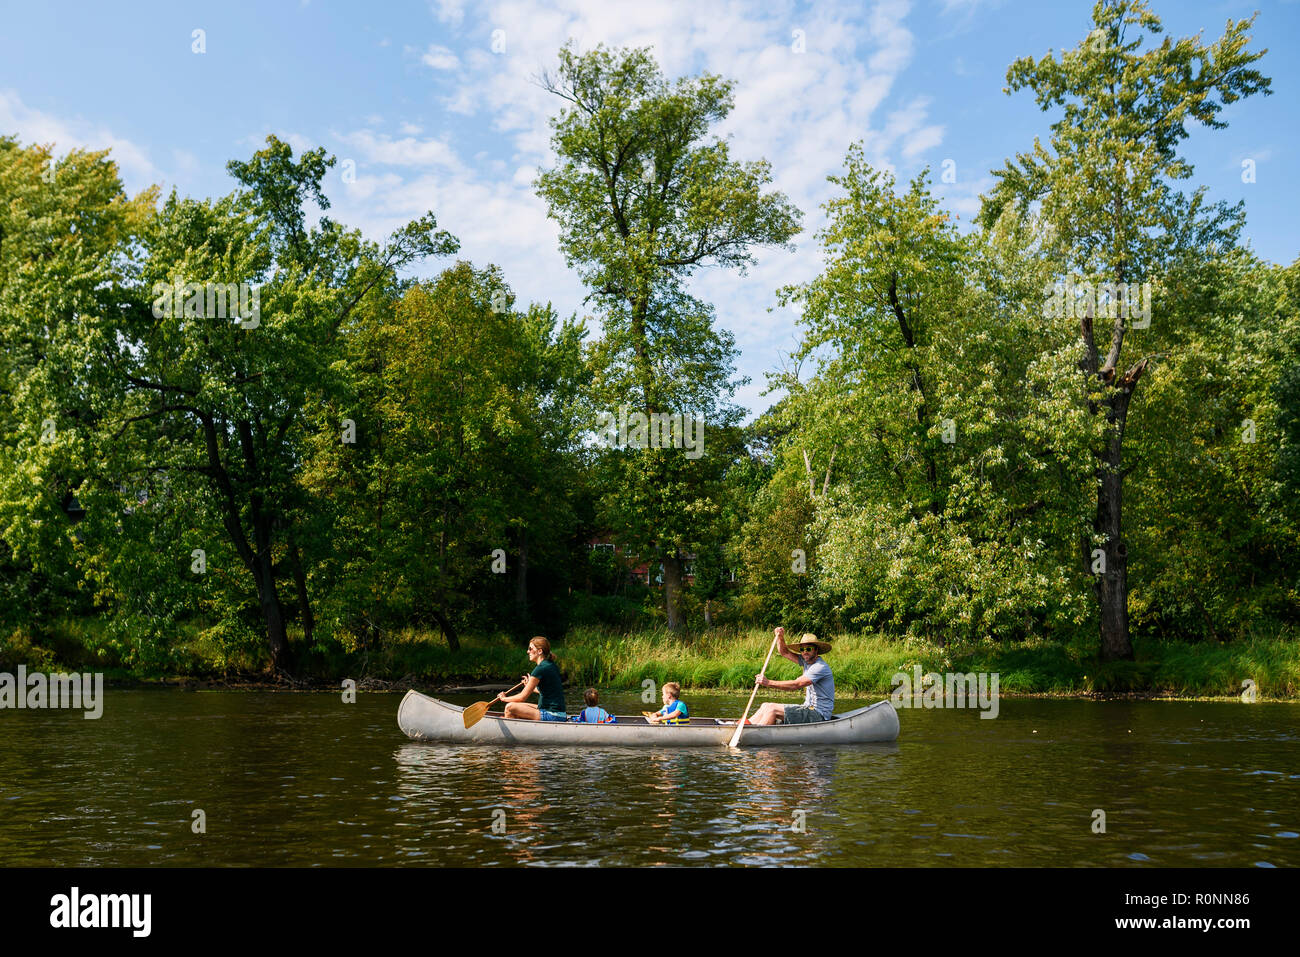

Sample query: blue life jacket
[657,699,689,725]
[570,705,615,723]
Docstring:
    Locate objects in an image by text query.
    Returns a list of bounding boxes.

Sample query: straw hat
[790,633,832,654]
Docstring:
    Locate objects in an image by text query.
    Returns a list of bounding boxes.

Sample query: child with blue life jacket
[648,682,689,725]
[570,687,616,723]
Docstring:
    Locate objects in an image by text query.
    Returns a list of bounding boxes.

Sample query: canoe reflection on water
[389,721,903,865]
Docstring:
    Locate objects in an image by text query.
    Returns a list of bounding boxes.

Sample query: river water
[1,690,1296,867]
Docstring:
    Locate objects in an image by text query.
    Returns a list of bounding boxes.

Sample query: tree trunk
[430,606,461,652]
[252,510,292,671]
[1096,389,1134,661]
[888,273,941,515]
[1078,273,1147,662]
[232,418,293,672]
[287,528,315,646]
[662,551,685,632]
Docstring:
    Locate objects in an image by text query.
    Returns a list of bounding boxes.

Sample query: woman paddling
[496,636,567,721]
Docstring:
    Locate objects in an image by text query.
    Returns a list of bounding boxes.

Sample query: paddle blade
[728,724,744,748]
[463,700,492,729]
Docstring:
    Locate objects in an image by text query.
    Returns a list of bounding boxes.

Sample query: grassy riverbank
[5,620,1298,699]
[380,626,1299,698]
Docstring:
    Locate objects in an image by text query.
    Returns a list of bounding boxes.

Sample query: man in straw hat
[750,626,835,725]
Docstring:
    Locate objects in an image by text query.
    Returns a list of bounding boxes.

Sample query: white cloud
[327,159,583,327]
[4,1,1014,418]
[339,170,405,203]
[422,44,461,70]
[936,0,1006,34]
[875,96,946,163]
[433,0,467,25]
[902,123,945,158]
[337,129,465,170]
[0,88,161,193]
[939,172,995,220]
[868,0,915,73]
[221,1,937,419]
[329,0,935,417]
[445,86,480,115]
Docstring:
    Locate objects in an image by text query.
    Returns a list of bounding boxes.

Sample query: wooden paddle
[463,680,525,729]
[729,632,781,748]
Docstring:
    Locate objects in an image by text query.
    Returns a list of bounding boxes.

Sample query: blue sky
[2,0,1295,418]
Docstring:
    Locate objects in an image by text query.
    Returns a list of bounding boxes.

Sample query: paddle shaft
[729,633,782,748]
[494,678,528,705]
[462,679,525,729]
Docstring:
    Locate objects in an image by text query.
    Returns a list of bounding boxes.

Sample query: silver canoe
[397,689,900,747]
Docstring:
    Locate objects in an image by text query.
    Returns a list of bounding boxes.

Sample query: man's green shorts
[782,706,828,724]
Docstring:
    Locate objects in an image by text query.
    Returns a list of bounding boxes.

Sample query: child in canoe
[571,687,616,723]
[647,682,689,725]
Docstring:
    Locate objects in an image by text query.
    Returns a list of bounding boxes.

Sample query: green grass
[5,619,1299,698]
[315,624,1300,699]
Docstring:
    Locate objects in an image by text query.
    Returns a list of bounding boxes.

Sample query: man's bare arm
[773,626,799,664]
[760,675,812,691]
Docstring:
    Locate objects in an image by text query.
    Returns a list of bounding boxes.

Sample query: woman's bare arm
[498,675,540,703]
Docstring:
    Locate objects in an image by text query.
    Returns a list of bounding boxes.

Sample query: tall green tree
[0,138,155,645]
[126,140,456,670]
[980,0,1271,658]
[300,263,587,649]
[777,151,1092,641]
[1126,252,1300,638]
[7,136,458,671]
[535,43,800,630]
